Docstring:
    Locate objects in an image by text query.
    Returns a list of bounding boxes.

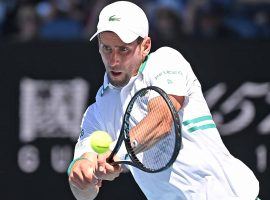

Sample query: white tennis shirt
[74,47,259,200]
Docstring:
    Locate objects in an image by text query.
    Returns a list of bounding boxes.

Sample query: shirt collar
[138,54,149,74]
[100,73,109,96]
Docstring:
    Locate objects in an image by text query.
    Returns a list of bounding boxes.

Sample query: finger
[80,152,99,179]
[101,162,122,181]
[111,155,122,172]
[104,162,121,173]
[72,168,84,184]
[81,164,99,185]
[74,164,96,188]
[101,170,120,181]
[69,171,87,191]
[69,157,101,191]
[97,154,107,173]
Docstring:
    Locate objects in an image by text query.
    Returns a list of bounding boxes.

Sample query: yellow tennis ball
[90,131,112,154]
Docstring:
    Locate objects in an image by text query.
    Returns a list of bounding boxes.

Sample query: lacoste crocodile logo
[109,15,121,21]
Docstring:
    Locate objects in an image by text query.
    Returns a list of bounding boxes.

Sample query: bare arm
[130,95,184,152]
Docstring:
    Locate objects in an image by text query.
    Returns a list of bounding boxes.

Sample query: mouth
[110,71,122,77]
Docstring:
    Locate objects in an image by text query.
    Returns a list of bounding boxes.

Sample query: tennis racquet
[107,86,182,173]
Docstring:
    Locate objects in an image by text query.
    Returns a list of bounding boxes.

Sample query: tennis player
[68,1,260,199]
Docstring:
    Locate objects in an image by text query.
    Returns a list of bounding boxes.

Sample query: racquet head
[108,86,182,173]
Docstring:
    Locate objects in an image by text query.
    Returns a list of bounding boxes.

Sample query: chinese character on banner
[18,78,89,173]
[19,78,89,142]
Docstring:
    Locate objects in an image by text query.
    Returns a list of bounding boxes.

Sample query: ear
[141,37,151,58]
[97,34,102,54]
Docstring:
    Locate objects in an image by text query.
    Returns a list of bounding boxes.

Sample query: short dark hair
[136,37,144,44]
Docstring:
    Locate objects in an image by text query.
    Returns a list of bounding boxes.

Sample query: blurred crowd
[0,0,269,42]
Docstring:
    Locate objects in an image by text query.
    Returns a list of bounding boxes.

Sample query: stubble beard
[108,73,131,88]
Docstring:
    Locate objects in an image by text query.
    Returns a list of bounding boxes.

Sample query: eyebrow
[100,41,132,49]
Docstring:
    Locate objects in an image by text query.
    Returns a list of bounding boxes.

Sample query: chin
[111,79,129,87]
[111,81,127,87]
[109,76,130,87]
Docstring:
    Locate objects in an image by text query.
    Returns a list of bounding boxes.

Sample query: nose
[108,50,120,67]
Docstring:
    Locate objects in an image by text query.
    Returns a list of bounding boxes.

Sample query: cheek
[100,53,108,65]
[131,54,143,69]
[127,59,140,74]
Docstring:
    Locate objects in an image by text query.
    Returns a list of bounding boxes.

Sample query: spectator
[15,4,39,41]
[193,4,231,38]
[152,6,185,42]
[0,2,7,36]
[223,2,270,38]
[83,0,111,40]
[253,10,270,38]
[39,0,84,40]
[0,0,269,40]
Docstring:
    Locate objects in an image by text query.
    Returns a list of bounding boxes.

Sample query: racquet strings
[127,88,176,171]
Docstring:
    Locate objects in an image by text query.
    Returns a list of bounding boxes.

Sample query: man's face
[98,32,143,87]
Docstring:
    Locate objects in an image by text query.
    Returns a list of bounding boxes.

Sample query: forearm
[130,107,171,144]
[70,183,99,200]
[135,95,183,142]
[130,95,182,153]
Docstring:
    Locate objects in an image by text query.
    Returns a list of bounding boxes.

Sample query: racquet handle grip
[106,155,114,163]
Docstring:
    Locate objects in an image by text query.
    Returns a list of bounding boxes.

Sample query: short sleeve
[79,103,103,141]
[73,103,103,159]
[147,47,190,97]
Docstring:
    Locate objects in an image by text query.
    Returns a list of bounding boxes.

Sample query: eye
[102,45,112,53]
[119,46,129,52]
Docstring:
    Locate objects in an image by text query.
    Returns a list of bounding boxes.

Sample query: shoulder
[153,46,179,55]
[151,47,188,62]
[146,47,190,71]
[82,88,104,124]
[82,103,98,121]
[143,46,190,75]
[79,102,102,140]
